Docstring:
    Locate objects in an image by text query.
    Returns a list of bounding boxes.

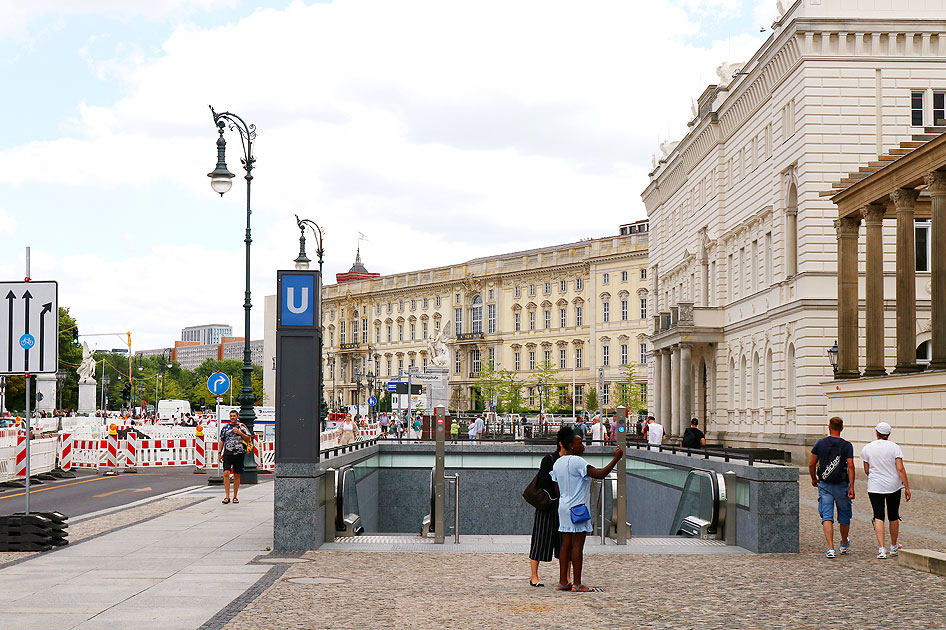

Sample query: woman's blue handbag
[570,503,591,524]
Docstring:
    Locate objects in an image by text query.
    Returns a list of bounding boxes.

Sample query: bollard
[14,426,27,478]
[103,424,119,476]
[434,405,446,544]
[615,405,629,544]
[58,432,73,472]
[194,425,207,474]
[123,431,137,473]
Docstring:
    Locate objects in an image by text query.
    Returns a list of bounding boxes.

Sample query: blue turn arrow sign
[207,372,231,396]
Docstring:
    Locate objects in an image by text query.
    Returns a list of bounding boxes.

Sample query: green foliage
[585,388,598,413]
[473,359,501,412]
[497,368,523,413]
[616,363,644,412]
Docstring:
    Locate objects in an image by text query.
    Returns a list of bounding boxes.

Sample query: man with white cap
[860,421,911,559]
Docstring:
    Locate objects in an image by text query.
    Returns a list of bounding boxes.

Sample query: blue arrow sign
[207,372,231,396]
[367,396,377,406]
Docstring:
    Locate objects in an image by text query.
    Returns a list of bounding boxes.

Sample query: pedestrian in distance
[644,416,665,449]
[550,430,624,593]
[220,410,251,504]
[340,414,358,445]
[450,417,459,443]
[681,418,706,449]
[861,421,911,559]
[809,416,855,558]
[528,426,570,587]
[590,415,606,443]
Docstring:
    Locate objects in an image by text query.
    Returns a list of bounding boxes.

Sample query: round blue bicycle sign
[19,334,35,349]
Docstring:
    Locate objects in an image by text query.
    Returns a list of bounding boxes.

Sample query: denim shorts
[818,481,852,525]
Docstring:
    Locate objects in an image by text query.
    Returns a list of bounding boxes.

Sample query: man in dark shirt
[681,418,706,449]
[809,416,856,558]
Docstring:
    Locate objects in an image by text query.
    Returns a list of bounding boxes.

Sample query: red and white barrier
[13,428,59,478]
[195,427,206,470]
[14,427,27,477]
[59,432,73,471]
[105,428,119,471]
[124,431,137,471]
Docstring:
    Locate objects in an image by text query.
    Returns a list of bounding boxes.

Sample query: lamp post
[160,349,172,402]
[0,376,7,414]
[827,341,839,377]
[294,215,326,430]
[56,370,66,412]
[102,374,111,411]
[207,105,259,484]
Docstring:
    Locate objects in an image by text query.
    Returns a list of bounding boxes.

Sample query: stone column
[786,207,798,277]
[861,203,887,376]
[653,349,663,423]
[835,216,861,379]
[670,345,680,436]
[925,170,946,370]
[660,348,671,435]
[679,343,693,430]
[891,188,922,373]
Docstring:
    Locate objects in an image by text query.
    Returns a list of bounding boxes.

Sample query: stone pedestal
[424,367,450,411]
[78,380,97,414]
[35,373,56,413]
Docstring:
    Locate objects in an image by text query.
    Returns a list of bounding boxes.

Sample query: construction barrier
[58,432,73,471]
[14,429,58,478]
[195,426,206,470]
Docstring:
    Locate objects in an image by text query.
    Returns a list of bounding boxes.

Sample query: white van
[157,399,192,421]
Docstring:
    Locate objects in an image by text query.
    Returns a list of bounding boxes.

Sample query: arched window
[787,344,796,407]
[917,340,931,366]
[786,183,798,277]
[765,349,773,409]
[471,295,483,334]
[729,357,736,411]
[741,355,748,410]
[752,352,760,408]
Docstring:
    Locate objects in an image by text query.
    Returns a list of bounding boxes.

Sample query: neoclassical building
[643,0,944,469]
[263,222,651,413]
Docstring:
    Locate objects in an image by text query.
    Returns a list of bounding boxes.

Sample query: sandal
[572,584,603,593]
[529,581,545,587]
[232,498,239,504]
[556,583,572,591]
[222,498,230,504]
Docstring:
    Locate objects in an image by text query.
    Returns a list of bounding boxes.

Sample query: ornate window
[471,296,483,334]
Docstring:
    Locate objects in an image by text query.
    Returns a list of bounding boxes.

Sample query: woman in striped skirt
[528,427,571,587]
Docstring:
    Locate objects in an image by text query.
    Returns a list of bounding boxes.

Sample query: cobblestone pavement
[222,475,946,630]
[0,496,205,567]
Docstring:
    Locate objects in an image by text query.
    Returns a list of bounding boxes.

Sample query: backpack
[818,439,848,484]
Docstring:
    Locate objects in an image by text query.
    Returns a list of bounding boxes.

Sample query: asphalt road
[0,469,229,519]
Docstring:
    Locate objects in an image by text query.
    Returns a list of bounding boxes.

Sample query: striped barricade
[71,439,106,469]
[14,432,59,477]
[123,432,137,472]
[194,426,206,470]
[58,432,73,471]
[257,436,274,471]
[135,438,196,467]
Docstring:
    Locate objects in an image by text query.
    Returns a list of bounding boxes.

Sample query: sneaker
[877,547,887,559]
[826,548,836,558]
[839,540,851,555]
[889,543,902,557]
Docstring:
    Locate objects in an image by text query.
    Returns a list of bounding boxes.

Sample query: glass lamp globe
[210,175,233,196]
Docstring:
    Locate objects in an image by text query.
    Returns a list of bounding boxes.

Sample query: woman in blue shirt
[550,431,623,592]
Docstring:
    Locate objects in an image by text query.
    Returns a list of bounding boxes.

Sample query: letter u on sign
[280,273,317,327]
[287,288,308,314]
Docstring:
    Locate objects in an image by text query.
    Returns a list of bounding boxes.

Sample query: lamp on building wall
[827,341,839,376]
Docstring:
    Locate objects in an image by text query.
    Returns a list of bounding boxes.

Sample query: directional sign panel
[207,372,231,396]
[0,281,58,375]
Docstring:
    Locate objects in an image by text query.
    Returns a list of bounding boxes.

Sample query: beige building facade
[643,0,945,477]
[264,222,651,414]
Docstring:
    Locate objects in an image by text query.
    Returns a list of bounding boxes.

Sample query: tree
[585,388,598,414]
[473,358,501,414]
[497,368,523,413]
[533,360,558,412]
[616,363,644,413]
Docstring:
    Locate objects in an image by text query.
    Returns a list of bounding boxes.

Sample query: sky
[0,0,778,351]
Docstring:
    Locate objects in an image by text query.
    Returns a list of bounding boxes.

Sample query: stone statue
[659,140,679,159]
[691,97,699,118]
[426,321,451,367]
[715,61,745,86]
[77,341,96,383]
[776,0,787,17]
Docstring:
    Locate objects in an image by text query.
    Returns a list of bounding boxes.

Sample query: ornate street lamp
[56,369,67,412]
[294,215,327,431]
[827,341,839,376]
[208,106,259,484]
[102,374,111,411]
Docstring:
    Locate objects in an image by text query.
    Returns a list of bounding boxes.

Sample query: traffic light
[121,383,131,402]
[72,329,79,343]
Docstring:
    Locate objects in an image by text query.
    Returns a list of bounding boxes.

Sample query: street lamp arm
[295,215,326,269]
[209,106,256,168]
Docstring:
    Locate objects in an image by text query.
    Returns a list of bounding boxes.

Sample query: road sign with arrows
[0,281,58,375]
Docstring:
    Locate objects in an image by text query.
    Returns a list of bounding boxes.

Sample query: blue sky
[0,0,774,350]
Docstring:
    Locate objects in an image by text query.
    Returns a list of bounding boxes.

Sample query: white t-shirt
[860,439,904,493]
[647,422,664,445]
[591,422,606,442]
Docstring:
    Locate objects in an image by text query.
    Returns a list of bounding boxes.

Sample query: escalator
[669,468,726,539]
[334,465,364,537]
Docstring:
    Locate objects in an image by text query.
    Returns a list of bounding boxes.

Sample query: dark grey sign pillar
[434,405,446,544]
[274,269,322,550]
[615,405,629,544]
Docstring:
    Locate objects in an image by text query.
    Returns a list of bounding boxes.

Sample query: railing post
[615,405,628,544]
[434,405,445,544]
[723,471,737,546]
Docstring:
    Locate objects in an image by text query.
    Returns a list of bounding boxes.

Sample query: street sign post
[0,281,58,375]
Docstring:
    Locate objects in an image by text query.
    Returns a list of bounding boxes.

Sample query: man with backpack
[809,416,856,558]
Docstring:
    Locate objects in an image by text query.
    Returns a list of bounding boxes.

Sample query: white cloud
[1,0,768,345]
[0,208,16,236]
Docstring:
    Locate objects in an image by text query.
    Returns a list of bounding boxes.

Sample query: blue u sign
[280,272,316,327]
